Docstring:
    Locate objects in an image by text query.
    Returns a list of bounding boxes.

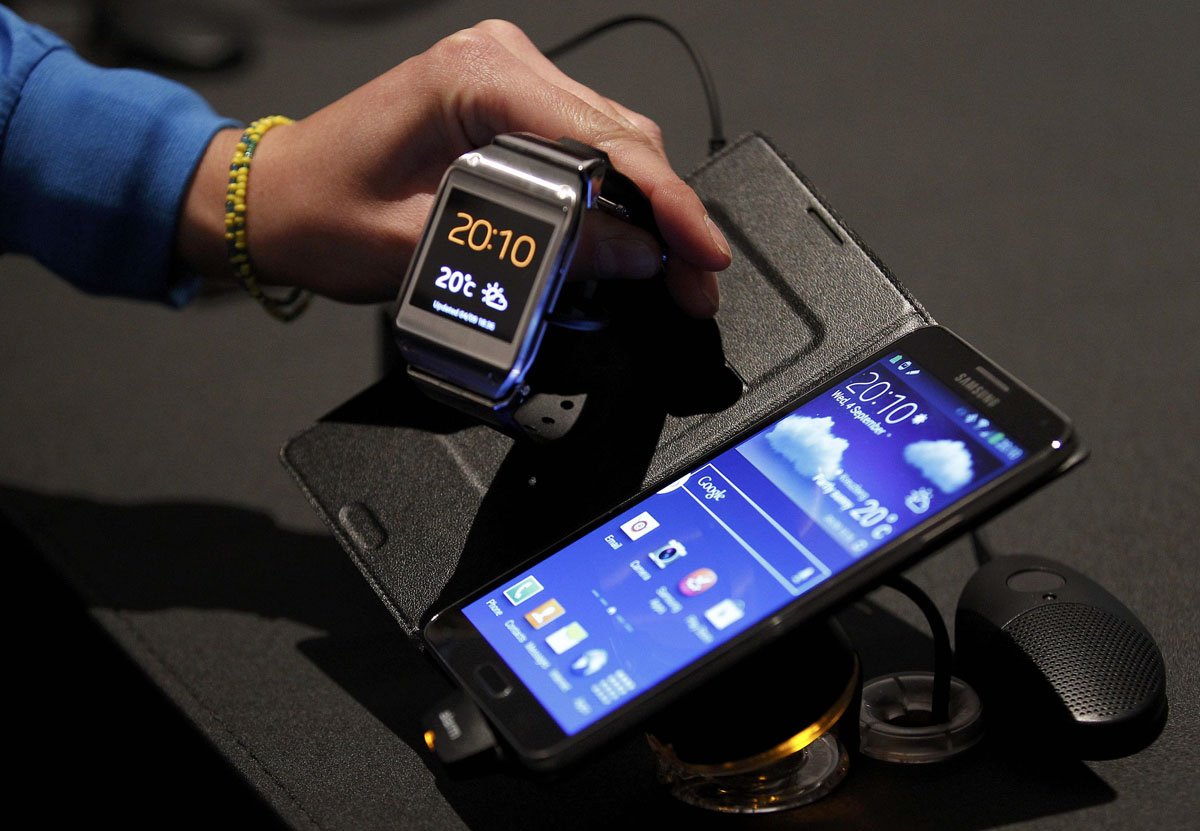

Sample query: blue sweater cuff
[0,33,238,306]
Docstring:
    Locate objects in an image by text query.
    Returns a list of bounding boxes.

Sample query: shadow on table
[0,485,1116,830]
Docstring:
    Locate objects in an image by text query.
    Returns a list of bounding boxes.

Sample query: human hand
[177,19,730,317]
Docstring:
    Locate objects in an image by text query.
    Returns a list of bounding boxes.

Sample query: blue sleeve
[0,6,239,306]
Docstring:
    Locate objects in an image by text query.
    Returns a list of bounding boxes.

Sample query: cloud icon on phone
[904,439,974,493]
[766,415,849,478]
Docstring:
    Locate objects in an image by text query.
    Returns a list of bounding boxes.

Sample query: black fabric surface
[1,2,1197,829]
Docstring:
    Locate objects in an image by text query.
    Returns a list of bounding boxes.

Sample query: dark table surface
[3,2,1197,828]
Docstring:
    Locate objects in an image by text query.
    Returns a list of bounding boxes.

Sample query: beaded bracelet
[225,115,312,321]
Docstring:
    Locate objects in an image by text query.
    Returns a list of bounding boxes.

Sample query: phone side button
[476,664,513,699]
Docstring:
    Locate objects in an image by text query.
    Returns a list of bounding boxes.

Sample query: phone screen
[461,348,1029,735]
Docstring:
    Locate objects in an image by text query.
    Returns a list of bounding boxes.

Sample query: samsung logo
[954,372,1001,408]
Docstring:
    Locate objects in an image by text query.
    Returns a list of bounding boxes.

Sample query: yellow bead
[226,117,295,302]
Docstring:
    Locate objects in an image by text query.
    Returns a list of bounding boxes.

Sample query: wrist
[177,127,242,283]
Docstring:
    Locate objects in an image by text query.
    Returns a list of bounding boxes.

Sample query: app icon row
[502,577,607,676]
[622,512,743,631]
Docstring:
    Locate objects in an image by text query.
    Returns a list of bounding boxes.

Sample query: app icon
[524,598,565,629]
[570,648,609,677]
[620,511,659,541]
[648,539,687,569]
[704,598,746,631]
[679,567,718,596]
[545,622,589,654]
[591,670,635,705]
[503,576,544,606]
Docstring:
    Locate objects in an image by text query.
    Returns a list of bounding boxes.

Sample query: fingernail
[594,239,663,278]
[705,215,731,260]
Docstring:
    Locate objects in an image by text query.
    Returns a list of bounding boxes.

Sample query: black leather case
[282,133,934,639]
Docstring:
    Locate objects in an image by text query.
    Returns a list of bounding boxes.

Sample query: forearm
[0,6,236,305]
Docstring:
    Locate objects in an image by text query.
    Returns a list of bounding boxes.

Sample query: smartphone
[424,325,1084,770]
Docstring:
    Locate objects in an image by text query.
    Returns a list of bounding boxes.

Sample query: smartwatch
[393,133,659,441]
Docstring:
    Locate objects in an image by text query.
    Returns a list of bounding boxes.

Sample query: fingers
[429,22,732,316]
[568,210,664,281]
[666,258,721,320]
[570,212,720,319]
[471,20,665,153]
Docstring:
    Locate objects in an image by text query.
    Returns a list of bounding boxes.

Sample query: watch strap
[407,365,587,443]
[405,134,658,441]
[497,133,661,242]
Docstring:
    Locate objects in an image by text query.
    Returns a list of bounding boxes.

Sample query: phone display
[426,326,1079,766]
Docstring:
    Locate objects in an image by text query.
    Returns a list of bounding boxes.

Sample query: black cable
[543,15,726,155]
[886,575,952,724]
[971,527,995,567]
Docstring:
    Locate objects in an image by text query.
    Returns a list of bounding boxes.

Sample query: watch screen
[408,188,556,344]
[462,351,1028,735]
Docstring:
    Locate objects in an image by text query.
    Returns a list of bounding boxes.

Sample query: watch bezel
[394,149,586,400]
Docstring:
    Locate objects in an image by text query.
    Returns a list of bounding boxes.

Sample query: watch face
[407,187,556,344]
